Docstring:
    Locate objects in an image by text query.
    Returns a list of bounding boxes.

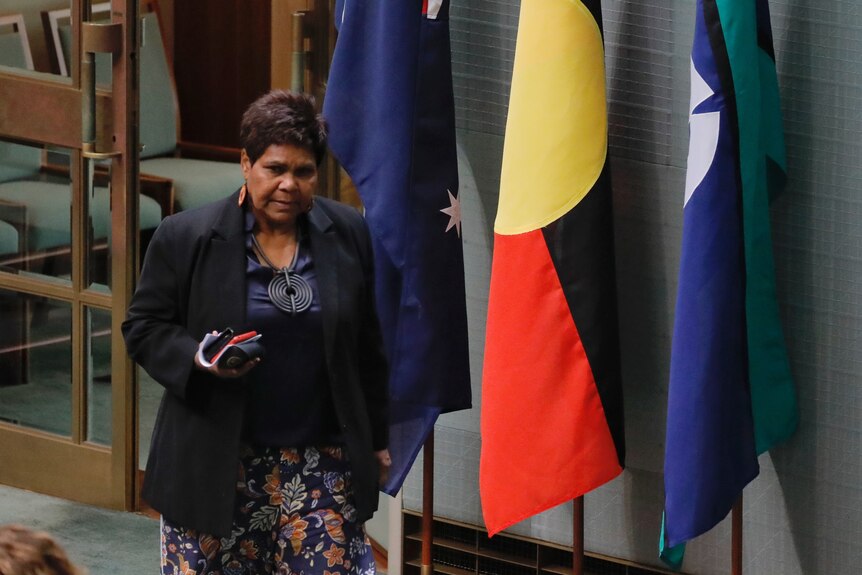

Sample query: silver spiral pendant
[268,269,313,315]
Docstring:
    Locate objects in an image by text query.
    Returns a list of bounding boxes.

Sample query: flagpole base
[421,566,434,575]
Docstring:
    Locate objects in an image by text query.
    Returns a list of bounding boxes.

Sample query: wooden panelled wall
[173,0,272,148]
[172,0,331,150]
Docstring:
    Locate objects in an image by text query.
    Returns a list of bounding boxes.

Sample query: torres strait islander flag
[324,0,471,495]
[480,0,625,536]
[660,0,798,568]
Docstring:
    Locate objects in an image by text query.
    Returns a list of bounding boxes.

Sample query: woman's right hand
[194,333,260,379]
[194,352,260,378]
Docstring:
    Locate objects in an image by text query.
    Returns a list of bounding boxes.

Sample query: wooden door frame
[0,0,139,511]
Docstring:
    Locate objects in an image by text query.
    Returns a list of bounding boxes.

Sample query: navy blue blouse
[242,210,342,447]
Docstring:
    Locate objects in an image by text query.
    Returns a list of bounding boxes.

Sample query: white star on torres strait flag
[440,189,462,237]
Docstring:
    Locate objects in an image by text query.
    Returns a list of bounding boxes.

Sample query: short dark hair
[240,90,328,165]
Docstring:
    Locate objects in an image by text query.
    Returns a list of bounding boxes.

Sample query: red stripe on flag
[481,230,622,536]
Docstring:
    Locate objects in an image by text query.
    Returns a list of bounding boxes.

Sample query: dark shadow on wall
[769,2,818,572]
[604,0,681,562]
[771,0,862,573]
[605,0,679,472]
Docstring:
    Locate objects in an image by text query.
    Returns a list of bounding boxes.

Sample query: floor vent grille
[401,510,681,575]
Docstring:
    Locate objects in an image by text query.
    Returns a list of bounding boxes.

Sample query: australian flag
[324,0,472,495]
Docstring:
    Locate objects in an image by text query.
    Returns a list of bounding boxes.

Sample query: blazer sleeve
[122,217,201,401]
[354,213,390,451]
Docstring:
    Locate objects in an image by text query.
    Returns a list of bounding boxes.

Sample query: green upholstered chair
[0,173,163,254]
[0,219,20,257]
[0,143,71,253]
[137,11,241,211]
[47,7,241,213]
[0,19,162,257]
[0,17,69,255]
[0,16,36,388]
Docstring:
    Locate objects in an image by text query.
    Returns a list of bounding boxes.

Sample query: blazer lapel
[209,191,247,329]
[307,204,338,370]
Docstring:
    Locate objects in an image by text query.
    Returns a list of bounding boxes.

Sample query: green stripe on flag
[716,0,798,455]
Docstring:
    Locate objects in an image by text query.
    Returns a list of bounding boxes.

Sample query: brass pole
[573,496,584,575]
[732,494,743,575]
[420,431,434,575]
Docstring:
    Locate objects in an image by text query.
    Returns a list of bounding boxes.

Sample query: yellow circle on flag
[495,0,608,235]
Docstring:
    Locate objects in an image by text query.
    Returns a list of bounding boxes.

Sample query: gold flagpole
[421,431,434,575]
[732,494,743,575]
[573,496,584,575]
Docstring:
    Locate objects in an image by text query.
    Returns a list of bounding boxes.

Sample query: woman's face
[241,143,318,231]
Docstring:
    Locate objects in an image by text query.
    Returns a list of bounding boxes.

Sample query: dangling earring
[238,183,248,207]
[306,197,315,213]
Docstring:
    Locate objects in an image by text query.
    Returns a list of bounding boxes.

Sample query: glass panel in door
[0,0,139,510]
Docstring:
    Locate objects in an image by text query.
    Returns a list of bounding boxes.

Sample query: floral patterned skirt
[160,446,376,575]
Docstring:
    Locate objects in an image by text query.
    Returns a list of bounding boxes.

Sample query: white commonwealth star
[440,189,462,237]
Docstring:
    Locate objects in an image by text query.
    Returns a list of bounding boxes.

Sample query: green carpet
[0,297,165,574]
[0,484,158,574]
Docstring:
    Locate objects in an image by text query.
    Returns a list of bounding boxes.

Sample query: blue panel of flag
[324,0,472,495]
[660,0,761,567]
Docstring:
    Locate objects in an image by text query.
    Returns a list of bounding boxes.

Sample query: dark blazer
[123,190,389,538]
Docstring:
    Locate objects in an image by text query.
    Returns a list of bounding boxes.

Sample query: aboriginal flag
[480,0,625,537]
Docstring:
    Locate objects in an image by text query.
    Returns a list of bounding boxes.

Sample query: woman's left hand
[375,449,392,487]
